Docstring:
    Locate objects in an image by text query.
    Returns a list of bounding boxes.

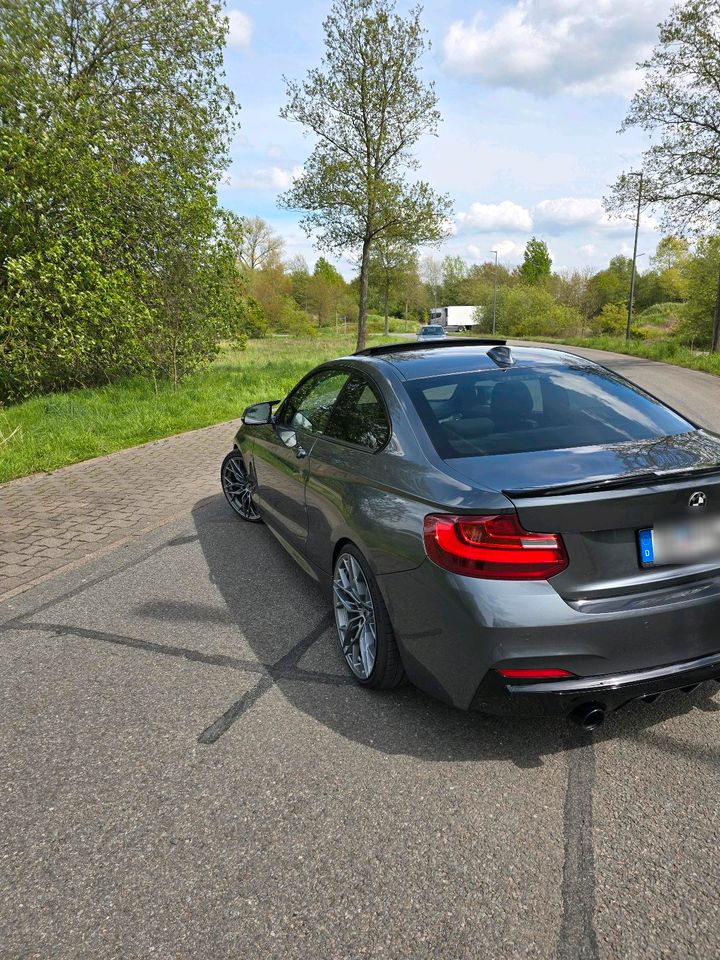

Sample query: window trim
[275,366,352,434]
[321,371,392,454]
[277,364,392,454]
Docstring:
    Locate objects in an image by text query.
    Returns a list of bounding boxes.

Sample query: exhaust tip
[569,701,606,732]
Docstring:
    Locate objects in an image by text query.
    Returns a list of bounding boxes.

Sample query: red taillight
[496,668,574,679]
[423,513,568,580]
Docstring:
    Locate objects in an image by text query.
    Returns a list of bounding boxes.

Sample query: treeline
[237,223,720,348]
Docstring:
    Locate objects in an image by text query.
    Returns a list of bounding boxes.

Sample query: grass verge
[537,335,720,376]
[0,334,393,483]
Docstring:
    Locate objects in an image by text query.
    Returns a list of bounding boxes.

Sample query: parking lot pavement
[2,491,720,960]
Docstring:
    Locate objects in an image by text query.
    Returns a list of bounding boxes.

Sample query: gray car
[416,323,447,342]
[221,339,720,729]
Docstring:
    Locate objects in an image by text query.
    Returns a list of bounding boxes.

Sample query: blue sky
[218,0,673,278]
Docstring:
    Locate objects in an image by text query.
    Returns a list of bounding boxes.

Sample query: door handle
[296,445,308,459]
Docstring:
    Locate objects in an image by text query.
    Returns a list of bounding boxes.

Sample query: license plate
[638,518,720,568]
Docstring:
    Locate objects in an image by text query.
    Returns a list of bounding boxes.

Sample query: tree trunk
[356,236,372,352]
[712,266,720,354]
[383,277,389,336]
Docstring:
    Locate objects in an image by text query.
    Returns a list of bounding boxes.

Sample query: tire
[332,544,405,689]
[221,450,262,522]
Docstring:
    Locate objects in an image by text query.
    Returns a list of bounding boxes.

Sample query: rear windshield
[404,363,694,459]
[421,326,444,335]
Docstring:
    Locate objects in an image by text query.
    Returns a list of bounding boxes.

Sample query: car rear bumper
[378,560,720,714]
[469,650,720,718]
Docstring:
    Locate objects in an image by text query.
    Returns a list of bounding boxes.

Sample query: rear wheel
[332,544,405,689]
[221,450,261,522]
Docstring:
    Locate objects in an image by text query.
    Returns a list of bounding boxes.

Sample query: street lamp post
[626,171,644,342]
[491,250,498,335]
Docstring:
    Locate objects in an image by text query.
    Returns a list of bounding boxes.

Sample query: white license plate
[638,517,720,568]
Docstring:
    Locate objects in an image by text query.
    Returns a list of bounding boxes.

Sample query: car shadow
[192,494,720,767]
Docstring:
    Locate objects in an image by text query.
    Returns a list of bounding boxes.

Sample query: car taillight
[423,513,568,580]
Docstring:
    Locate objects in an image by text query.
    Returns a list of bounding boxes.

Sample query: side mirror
[242,400,279,426]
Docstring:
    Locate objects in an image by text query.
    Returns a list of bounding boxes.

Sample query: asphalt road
[2,349,720,960]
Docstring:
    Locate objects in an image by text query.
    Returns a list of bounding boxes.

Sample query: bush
[474,284,582,339]
[590,302,627,336]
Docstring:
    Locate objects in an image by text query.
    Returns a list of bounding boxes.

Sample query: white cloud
[226,10,252,50]
[456,200,532,233]
[533,196,658,234]
[468,240,525,261]
[225,165,303,191]
[493,240,526,260]
[443,0,672,97]
[580,243,596,257]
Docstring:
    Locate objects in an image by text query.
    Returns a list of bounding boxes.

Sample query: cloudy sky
[219,0,672,277]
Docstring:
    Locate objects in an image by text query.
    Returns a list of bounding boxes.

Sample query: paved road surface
[1,348,720,959]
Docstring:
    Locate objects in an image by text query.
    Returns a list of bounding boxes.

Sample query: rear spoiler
[504,464,720,499]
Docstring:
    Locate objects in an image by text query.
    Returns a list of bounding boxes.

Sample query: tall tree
[519,238,552,286]
[279,0,451,351]
[606,0,720,349]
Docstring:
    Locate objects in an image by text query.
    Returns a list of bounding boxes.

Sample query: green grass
[526,334,720,375]
[636,301,686,329]
[0,333,396,483]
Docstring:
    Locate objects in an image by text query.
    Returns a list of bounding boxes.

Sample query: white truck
[429,305,480,333]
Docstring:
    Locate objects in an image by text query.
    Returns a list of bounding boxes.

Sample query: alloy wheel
[222,454,261,521]
[333,553,377,680]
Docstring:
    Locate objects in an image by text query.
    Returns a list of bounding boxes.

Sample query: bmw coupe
[221,340,720,729]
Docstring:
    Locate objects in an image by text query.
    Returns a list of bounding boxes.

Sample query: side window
[281,370,350,434]
[325,375,390,451]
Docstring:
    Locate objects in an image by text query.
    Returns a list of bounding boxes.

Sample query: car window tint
[282,370,350,434]
[404,364,694,459]
[325,375,390,450]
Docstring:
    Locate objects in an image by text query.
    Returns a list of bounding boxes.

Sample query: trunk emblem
[689,491,708,508]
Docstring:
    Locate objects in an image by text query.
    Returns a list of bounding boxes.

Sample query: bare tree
[235,216,284,271]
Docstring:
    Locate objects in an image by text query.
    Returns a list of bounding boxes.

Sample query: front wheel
[332,545,405,689]
[221,450,262,522]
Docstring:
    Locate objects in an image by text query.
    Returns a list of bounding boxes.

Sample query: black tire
[221,450,262,522]
[332,543,406,690]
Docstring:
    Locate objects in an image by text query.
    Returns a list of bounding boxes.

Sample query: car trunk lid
[446,431,720,599]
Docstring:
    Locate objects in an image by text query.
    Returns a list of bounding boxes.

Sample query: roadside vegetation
[0,335,397,483]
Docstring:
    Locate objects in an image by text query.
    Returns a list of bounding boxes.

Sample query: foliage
[519,238,552,285]
[590,302,627,337]
[475,284,580,339]
[0,335,398,482]
[607,0,720,234]
[0,0,239,402]
[279,0,451,351]
[680,236,720,346]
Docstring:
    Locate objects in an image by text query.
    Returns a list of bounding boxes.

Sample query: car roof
[347,342,596,380]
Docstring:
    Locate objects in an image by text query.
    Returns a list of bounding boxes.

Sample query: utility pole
[491,250,498,335]
[626,171,643,341]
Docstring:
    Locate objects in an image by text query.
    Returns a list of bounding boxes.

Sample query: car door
[303,372,393,573]
[250,368,351,552]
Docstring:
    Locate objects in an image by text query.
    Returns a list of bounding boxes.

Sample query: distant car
[221,340,720,730]
[417,324,447,341]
